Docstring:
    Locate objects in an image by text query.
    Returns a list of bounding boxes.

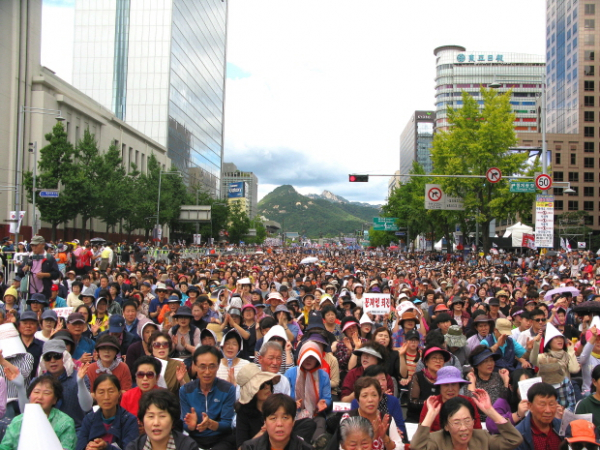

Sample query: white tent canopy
[502,222,534,247]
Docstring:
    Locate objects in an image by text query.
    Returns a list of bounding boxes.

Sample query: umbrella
[300,257,318,264]
[546,251,558,257]
[544,286,580,301]
[573,301,600,316]
[90,237,106,244]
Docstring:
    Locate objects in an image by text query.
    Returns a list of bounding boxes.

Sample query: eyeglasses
[43,352,63,362]
[197,364,218,372]
[136,371,156,379]
[448,418,474,428]
[152,341,170,349]
[533,318,547,323]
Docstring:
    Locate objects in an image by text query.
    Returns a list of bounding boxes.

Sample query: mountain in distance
[307,190,382,208]
[258,185,381,238]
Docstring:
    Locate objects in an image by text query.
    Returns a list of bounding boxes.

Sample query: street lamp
[14,106,65,242]
[155,170,182,239]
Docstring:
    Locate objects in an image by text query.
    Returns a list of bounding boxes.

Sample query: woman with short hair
[125,389,198,450]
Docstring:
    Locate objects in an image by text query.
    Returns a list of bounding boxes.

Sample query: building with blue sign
[398,111,435,186]
[221,163,259,219]
[433,45,545,133]
[71,0,228,198]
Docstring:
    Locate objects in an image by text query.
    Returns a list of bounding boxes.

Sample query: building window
[585,141,595,152]
[585,80,595,91]
[555,200,564,210]
[554,171,564,182]
[585,35,595,45]
[585,65,595,76]
[585,19,596,28]
[585,96,595,106]
[585,111,595,121]
[569,201,579,211]
[585,157,595,168]
[586,4,596,14]
[585,216,594,225]
[571,154,577,165]
[584,201,594,211]
[554,188,564,196]
[585,186,595,196]
[556,153,562,164]
[585,51,596,61]
[585,126,595,137]
[569,172,580,182]
[585,172,595,182]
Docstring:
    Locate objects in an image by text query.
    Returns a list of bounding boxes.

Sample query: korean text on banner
[363,293,391,315]
[53,307,73,319]
[535,195,554,248]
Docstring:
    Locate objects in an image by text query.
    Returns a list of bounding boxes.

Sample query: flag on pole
[578,242,586,249]
[560,237,567,251]
[566,240,572,252]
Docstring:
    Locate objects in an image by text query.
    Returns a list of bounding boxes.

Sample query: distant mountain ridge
[307,190,382,208]
[258,185,380,238]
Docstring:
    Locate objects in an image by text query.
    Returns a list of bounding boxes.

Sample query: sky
[41,0,546,204]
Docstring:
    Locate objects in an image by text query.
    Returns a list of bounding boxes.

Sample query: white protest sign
[518,376,543,400]
[332,402,352,412]
[363,293,391,315]
[53,307,73,319]
[559,409,594,436]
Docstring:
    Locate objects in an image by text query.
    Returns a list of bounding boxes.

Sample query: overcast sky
[41,0,546,204]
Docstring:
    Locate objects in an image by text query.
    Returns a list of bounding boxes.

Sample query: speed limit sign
[535,174,552,190]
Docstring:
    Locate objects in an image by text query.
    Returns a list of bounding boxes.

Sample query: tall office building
[221,162,259,219]
[525,0,600,232]
[434,46,545,132]
[72,0,228,197]
[399,111,435,183]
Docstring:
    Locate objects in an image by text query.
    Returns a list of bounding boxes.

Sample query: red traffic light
[349,174,369,182]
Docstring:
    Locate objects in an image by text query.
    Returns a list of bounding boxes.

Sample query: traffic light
[349,174,369,182]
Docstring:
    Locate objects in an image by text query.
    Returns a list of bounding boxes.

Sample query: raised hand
[398,342,408,356]
[196,412,210,432]
[317,399,328,412]
[78,362,90,380]
[472,389,493,413]
[3,365,20,382]
[79,352,93,364]
[372,413,390,439]
[425,395,443,416]
[176,363,187,383]
[184,407,198,430]
[467,371,477,385]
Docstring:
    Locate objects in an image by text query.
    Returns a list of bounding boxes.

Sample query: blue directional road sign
[39,190,59,198]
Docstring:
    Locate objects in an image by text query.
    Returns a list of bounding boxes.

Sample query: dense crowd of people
[0,235,600,450]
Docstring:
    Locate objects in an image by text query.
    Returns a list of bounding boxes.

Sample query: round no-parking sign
[535,174,552,190]
[427,186,442,202]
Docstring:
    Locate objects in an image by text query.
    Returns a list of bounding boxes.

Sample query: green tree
[71,129,102,240]
[430,88,534,252]
[368,229,395,247]
[228,202,251,243]
[96,143,129,235]
[23,122,80,241]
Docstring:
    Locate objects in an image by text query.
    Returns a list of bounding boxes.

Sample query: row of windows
[554,169,597,181]
[552,186,598,197]
[554,154,595,167]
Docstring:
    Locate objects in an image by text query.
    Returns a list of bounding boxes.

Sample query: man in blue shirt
[148,282,169,323]
[66,312,95,363]
[181,345,236,450]
[481,318,531,372]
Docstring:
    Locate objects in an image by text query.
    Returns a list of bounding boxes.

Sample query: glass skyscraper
[399,111,435,183]
[72,0,227,197]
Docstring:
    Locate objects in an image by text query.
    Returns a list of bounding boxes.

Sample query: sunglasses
[533,318,547,323]
[136,371,156,379]
[152,341,170,349]
[43,352,63,362]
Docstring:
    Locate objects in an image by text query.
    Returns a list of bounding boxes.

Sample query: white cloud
[224,0,546,203]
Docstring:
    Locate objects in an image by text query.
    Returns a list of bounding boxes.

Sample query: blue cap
[20,310,39,322]
[27,293,48,305]
[41,310,58,321]
[108,315,125,333]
